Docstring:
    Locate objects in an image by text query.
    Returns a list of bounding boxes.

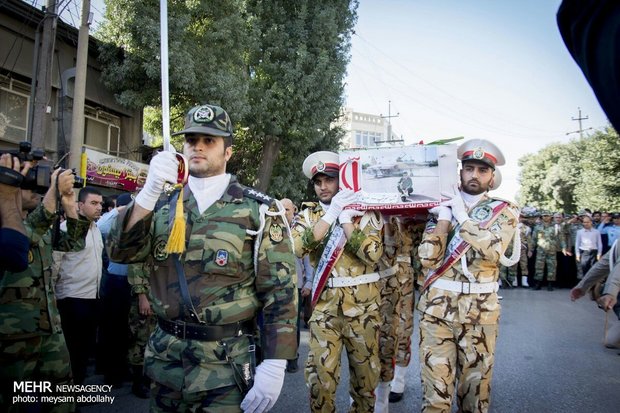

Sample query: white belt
[396,255,411,263]
[378,265,399,278]
[327,273,380,288]
[431,278,499,294]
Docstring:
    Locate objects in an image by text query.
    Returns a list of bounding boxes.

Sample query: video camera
[0,141,85,193]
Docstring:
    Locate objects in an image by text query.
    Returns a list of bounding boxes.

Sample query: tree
[574,127,620,211]
[518,127,620,212]
[242,0,358,193]
[96,0,358,201]
[97,0,250,116]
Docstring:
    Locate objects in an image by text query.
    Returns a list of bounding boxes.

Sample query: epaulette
[489,195,519,209]
[243,187,275,206]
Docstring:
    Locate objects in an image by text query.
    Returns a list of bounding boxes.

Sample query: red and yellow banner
[84,148,149,192]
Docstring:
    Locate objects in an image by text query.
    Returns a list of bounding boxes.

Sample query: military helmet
[172,104,233,138]
[540,209,552,217]
[520,206,538,218]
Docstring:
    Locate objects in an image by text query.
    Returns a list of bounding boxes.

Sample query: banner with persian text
[84,148,149,192]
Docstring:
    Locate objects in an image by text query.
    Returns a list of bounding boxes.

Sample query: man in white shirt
[56,186,104,384]
[575,216,603,279]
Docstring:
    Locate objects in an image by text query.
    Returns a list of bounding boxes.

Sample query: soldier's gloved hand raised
[339,209,364,224]
[322,189,358,225]
[134,151,179,211]
[441,185,468,224]
[241,359,286,413]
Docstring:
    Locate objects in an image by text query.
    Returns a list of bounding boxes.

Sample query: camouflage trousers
[150,382,242,413]
[506,246,529,280]
[145,326,253,412]
[534,249,557,281]
[419,313,498,413]
[305,305,381,413]
[378,263,415,382]
[0,333,75,413]
[127,295,156,367]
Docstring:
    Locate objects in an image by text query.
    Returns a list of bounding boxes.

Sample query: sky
[43,0,610,203]
[344,0,609,202]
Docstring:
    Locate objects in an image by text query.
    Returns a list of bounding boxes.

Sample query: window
[83,106,121,156]
[0,76,30,143]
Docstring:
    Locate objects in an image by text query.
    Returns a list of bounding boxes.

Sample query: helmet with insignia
[302,151,340,180]
[172,104,233,138]
[457,139,505,170]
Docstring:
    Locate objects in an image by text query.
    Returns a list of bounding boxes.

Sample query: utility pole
[68,0,91,171]
[566,107,592,139]
[375,100,403,144]
[30,0,58,149]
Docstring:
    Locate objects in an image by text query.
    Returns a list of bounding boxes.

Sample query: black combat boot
[547,282,554,291]
[533,281,542,290]
[131,365,150,399]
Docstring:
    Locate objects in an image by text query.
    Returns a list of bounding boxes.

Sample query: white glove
[134,151,179,211]
[441,185,468,224]
[322,189,358,225]
[241,359,286,413]
[429,206,452,222]
[339,209,364,224]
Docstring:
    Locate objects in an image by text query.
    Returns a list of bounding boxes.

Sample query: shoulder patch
[489,195,518,209]
[243,187,275,205]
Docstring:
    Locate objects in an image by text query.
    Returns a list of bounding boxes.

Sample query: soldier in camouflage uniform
[1,168,88,413]
[126,261,156,398]
[291,151,384,413]
[418,139,519,413]
[389,219,425,404]
[107,104,297,413]
[374,215,421,411]
[532,211,568,290]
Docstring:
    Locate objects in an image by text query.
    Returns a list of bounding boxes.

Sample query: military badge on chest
[269,223,283,243]
[215,249,229,266]
[471,205,492,222]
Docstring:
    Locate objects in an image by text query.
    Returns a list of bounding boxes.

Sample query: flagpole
[160,0,171,152]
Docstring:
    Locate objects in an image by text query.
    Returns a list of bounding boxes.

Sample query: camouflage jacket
[0,205,89,339]
[127,260,151,295]
[417,195,519,324]
[532,222,567,253]
[291,203,383,317]
[379,216,420,279]
[107,176,297,360]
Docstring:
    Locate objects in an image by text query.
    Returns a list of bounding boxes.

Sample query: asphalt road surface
[82,287,620,413]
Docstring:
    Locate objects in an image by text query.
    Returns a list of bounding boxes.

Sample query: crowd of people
[1,100,618,413]
[499,208,620,291]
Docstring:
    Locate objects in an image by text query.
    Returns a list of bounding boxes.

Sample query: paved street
[83,287,620,413]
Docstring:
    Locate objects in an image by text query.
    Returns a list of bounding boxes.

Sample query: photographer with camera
[0,153,31,273]
[0,164,90,413]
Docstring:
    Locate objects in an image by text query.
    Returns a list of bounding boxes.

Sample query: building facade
[0,0,142,168]
[339,107,402,149]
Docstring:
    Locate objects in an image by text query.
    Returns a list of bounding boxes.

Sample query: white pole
[160,0,171,152]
